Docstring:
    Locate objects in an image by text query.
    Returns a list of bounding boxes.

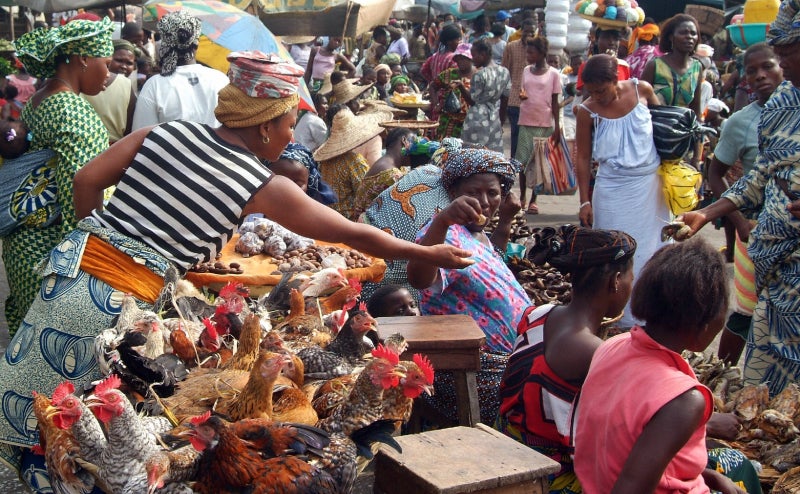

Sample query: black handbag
[649,105,712,161]
[442,90,461,114]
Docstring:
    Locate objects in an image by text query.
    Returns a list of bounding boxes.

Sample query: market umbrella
[143,0,314,111]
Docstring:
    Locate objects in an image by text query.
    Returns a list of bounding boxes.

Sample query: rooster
[321,277,362,314]
[85,375,166,493]
[381,354,435,433]
[31,391,95,494]
[316,344,404,437]
[186,413,338,494]
[170,321,232,369]
[213,282,251,339]
[48,381,107,466]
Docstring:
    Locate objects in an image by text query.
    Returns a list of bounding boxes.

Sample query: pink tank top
[312,51,336,80]
[574,327,713,493]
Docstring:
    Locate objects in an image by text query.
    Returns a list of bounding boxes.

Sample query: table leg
[453,370,480,426]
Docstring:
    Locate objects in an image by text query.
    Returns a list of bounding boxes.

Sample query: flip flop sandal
[526,203,539,215]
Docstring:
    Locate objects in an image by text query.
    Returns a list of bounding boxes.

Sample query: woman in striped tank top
[0,51,474,491]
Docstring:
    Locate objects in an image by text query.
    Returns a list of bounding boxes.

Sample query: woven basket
[684,5,725,37]
[773,466,800,494]
[379,119,438,130]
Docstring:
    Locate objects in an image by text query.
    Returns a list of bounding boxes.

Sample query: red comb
[359,301,367,312]
[348,278,362,291]
[95,375,121,395]
[51,381,75,406]
[413,354,435,384]
[190,410,211,426]
[202,317,217,336]
[219,282,238,299]
[372,344,399,365]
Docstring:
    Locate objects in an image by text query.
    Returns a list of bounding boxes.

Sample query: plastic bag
[657,159,703,215]
[442,90,461,114]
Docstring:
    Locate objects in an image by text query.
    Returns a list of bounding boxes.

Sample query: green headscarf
[390,73,410,92]
[14,17,114,79]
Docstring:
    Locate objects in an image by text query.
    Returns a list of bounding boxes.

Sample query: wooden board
[375,315,485,371]
[374,425,559,494]
[184,234,386,291]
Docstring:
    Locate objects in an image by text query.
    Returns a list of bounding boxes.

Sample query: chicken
[135,312,167,360]
[316,344,404,437]
[272,385,319,426]
[257,271,305,316]
[321,277,362,314]
[213,282,251,339]
[219,312,262,372]
[85,375,164,493]
[94,294,148,376]
[170,321,232,369]
[380,354,435,432]
[298,303,377,380]
[221,351,290,421]
[274,288,330,352]
[161,278,216,322]
[31,391,95,494]
[113,330,187,398]
[145,446,200,494]
[186,413,337,494]
[300,267,348,298]
[310,374,358,420]
[48,381,106,466]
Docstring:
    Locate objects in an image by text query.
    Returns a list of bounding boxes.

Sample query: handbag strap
[579,103,600,157]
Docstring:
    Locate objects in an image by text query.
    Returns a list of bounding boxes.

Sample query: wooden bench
[376,315,485,429]
[374,424,561,494]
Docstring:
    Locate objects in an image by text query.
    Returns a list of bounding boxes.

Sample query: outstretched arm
[247,176,473,270]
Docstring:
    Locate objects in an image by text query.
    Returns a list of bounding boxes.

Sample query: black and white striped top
[93,121,273,271]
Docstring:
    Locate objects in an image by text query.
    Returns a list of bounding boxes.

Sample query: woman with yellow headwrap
[0,51,473,492]
[5,17,113,339]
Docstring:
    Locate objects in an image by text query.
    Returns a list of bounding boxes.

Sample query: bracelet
[579,201,591,209]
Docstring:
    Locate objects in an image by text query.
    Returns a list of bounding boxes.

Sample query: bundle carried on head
[769,0,800,46]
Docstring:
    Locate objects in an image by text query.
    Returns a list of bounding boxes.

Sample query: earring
[262,135,270,144]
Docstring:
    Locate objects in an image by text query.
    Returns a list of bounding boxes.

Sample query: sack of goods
[657,159,702,215]
[649,105,711,161]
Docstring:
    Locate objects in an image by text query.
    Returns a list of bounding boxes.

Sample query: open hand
[423,244,474,269]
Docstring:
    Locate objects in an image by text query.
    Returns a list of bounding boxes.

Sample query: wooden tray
[390,100,431,110]
[579,13,636,29]
[184,235,386,295]
[380,119,438,130]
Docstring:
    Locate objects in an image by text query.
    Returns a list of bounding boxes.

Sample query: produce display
[686,352,800,485]
[235,217,314,257]
[270,244,374,273]
[574,0,645,26]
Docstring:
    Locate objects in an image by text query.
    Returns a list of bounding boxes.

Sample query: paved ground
[0,127,733,492]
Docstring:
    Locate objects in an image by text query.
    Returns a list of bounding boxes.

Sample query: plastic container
[743,0,780,24]
[726,22,770,49]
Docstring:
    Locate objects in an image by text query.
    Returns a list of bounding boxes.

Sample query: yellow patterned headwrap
[14,17,114,80]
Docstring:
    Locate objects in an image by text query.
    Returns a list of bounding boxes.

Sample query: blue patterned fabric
[0,219,168,478]
[721,81,800,396]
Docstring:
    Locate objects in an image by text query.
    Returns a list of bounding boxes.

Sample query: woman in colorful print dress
[460,39,511,152]
[407,146,529,424]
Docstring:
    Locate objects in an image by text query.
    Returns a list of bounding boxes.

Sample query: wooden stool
[374,424,561,494]
[376,315,484,429]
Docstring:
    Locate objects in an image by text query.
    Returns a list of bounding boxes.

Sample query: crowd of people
[0,1,799,493]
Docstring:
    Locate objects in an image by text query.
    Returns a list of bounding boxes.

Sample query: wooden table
[376,315,485,428]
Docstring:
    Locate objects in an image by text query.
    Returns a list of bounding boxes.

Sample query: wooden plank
[375,426,561,494]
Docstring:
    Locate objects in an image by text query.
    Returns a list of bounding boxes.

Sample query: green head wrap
[390,73,410,91]
[14,17,114,79]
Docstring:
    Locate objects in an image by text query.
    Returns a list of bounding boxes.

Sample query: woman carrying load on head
[0,51,474,491]
[6,17,113,337]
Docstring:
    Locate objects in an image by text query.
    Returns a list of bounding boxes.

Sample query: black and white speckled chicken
[298,303,377,380]
[113,330,188,398]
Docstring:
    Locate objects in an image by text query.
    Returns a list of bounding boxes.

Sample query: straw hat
[281,35,316,45]
[313,108,392,162]
[361,99,407,118]
[331,78,373,105]
[318,72,359,96]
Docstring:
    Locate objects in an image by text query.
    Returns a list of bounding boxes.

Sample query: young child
[0,120,30,160]
[366,284,419,317]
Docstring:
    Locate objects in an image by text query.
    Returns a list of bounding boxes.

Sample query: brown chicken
[316,344,404,437]
[275,289,331,352]
[145,445,200,494]
[163,351,288,422]
[310,374,358,420]
[321,278,362,314]
[32,392,95,494]
[186,413,338,494]
[170,322,232,369]
[220,312,262,371]
[380,354,435,432]
[271,385,319,425]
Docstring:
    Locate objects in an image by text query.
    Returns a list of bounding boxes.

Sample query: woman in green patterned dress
[5,18,113,335]
[434,43,475,139]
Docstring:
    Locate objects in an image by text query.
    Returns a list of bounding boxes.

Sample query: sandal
[526,203,539,215]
